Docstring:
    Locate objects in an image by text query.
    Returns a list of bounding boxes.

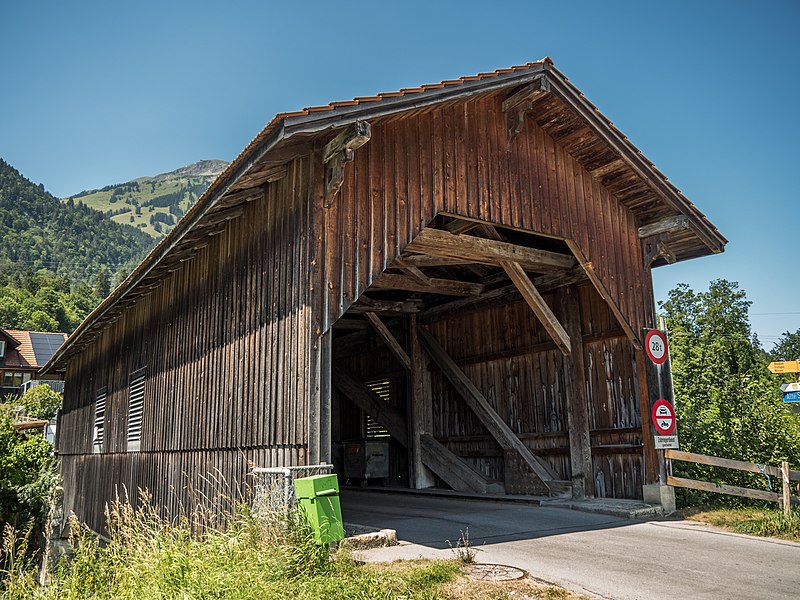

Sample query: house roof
[1,329,68,369]
[42,58,726,373]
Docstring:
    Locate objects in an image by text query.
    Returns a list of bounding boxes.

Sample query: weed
[447,527,477,564]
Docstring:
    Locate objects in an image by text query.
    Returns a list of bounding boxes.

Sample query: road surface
[343,490,800,599]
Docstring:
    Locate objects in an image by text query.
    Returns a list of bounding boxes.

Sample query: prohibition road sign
[652,399,676,436]
[645,330,668,365]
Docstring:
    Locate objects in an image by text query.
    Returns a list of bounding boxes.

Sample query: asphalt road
[342,490,800,600]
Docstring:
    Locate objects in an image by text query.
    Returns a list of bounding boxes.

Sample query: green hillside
[0,159,155,285]
[65,160,227,237]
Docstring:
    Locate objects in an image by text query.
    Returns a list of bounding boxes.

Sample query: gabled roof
[43,58,726,373]
[1,329,68,369]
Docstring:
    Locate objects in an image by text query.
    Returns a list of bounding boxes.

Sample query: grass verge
[681,506,800,541]
[1,492,581,599]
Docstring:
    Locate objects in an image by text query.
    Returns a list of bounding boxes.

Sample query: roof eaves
[545,65,727,252]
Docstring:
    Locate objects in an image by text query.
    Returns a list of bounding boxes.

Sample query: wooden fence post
[782,461,791,517]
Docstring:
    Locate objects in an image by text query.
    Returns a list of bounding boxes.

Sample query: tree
[94,269,111,299]
[772,329,800,362]
[0,413,56,527]
[19,384,62,420]
[661,280,800,505]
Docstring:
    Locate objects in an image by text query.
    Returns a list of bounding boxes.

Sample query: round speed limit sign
[645,330,668,365]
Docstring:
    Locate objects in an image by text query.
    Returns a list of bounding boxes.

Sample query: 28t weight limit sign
[645,330,668,365]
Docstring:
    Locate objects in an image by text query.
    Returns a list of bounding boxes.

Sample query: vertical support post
[309,329,332,465]
[409,314,436,488]
[319,330,332,464]
[559,286,593,498]
[782,461,791,517]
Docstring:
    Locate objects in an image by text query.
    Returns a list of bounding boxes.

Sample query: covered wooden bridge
[44,58,725,532]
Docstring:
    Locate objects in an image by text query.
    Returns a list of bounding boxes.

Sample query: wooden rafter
[373,273,484,296]
[323,121,371,207]
[364,312,412,371]
[417,327,558,492]
[406,228,576,273]
[393,257,431,285]
[349,297,422,314]
[419,266,587,323]
[501,261,571,356]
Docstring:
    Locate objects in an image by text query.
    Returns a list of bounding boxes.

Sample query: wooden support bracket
[323,121,371,207]
[502,75,550,143]
[642,233,676,266]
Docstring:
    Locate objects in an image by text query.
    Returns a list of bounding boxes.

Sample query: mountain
[64,160,228,238]
[0,158,153,285]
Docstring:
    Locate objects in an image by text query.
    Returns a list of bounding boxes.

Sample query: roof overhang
[42,58,725,373]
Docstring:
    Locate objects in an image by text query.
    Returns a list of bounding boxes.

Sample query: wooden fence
[665,449,800,516]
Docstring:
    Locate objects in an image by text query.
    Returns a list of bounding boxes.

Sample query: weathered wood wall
[57,156,317,533]
[317,94,654,335]
[334,283,644,499]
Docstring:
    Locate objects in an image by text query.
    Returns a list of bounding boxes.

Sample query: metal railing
[251,464,334,515]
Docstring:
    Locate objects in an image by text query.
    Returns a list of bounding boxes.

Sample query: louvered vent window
[93,387,107,453]
[365,379,391,439]
[127,368,146,452]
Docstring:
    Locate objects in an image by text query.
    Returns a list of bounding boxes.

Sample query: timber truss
[329,216,622,498]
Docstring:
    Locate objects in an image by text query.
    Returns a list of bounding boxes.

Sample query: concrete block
[643,483,676,514]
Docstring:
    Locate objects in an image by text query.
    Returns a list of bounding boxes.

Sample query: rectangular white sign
[654,435,679,449]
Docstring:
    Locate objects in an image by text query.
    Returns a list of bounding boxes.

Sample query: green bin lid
[293,473,340,498]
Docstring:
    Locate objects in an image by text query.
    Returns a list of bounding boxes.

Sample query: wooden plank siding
[317,94,654,338]
[57,156,317,531]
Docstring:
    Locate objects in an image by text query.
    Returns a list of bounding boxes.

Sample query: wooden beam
[323,121,371,207]
[409,314,436,489]
[400,255,477,268]
[349,297,423,314]
[419,267,587,324]
[373,273,484,296]
[638,215,689,239]
[559,286,593,499]
[565,240,642,351]
[394,257,431,286]
[332,318,368,330]
[364,312,412,371]
[406,228,576,273]
[420,434,503,494]
[331,366,408,447]
[502,261,571,356]
[417,327,557,491]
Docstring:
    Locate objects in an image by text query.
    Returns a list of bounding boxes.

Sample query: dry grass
[680,506,800,541]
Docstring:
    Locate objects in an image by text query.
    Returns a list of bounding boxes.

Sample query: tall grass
[0,489,458,599]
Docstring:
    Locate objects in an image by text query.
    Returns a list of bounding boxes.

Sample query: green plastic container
[293,474,345,545]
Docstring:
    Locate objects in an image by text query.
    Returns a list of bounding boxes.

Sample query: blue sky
[1,1,798,348]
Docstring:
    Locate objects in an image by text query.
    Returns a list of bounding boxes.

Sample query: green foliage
[0,271,101,332]
[0,413,57,528]
[662,280,800,506]
[684,507,800,541]
[0,494,460,599]
[18,385,62,420]
[0,159,152,285]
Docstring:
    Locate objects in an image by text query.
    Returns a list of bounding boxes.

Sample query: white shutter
[365,379,391,439]
[127,368,146,451]
[93,387,107,452]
